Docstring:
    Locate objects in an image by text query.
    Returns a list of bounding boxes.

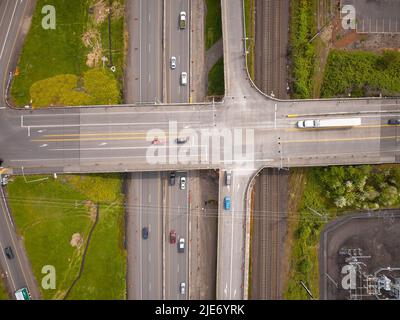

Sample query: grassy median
[7,174,126,300]
[205,0,222,50]
[11,0,125,108]
[208,57,225,96]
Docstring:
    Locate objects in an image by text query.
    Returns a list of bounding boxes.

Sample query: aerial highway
[125,0,190,300]
[1,0,400,301]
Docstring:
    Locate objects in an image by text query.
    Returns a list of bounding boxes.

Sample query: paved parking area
[342,0,400,33]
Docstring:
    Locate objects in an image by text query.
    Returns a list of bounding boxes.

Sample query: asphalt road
[165,0,190,103]
[0,0,39,300]
[125,0,190,300]
[1,0,400,301]
[165,171,189,299]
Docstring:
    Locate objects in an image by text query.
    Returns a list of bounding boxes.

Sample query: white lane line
[22,121,201,128]
[229,176,235,299]
[21,109,214,118]
[0,0,10,29]
[39,144,48,148]
[0,0,18,61]
[10,156,275,163]
[98,143,107,146]
[49,145,209,151]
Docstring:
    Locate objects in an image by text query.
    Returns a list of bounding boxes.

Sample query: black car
[169,172,176,186]
[388,119,400,125]
[142,227,149,240]
[175,137,188,144]
[4,247,14,259]
[0,158,3,166]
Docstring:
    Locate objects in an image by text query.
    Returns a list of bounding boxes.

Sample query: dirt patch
[82,29,103,68]
[70,233,84,249]
[91,0,109,25]
[111,1,124,20]
[83,201,97,222]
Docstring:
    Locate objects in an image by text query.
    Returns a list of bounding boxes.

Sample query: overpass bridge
[0,0,399,300]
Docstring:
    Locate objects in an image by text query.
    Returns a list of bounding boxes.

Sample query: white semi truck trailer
[297,118,362,128]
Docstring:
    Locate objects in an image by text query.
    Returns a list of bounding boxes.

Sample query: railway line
[251,168,288,300]
[254,0,289,99]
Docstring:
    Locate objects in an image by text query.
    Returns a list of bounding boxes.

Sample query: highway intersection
[0,0,399,301]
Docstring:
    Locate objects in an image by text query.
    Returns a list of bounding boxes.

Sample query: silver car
[180,176,186,190]
[180,282,186,294]
[170,56,176,69]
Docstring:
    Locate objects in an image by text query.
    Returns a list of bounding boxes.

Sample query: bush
[321,50,400,97]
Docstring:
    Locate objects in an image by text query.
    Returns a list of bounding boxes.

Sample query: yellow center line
[43,132,151,137]
[282,135,397,144]
[284,124,398,132]
[32,136,154,142]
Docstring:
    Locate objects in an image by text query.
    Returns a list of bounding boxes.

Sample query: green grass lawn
[0,280,9,300]
[244,0,255,80]
[208,57,224,96]
[7,174,126,300]
[11,0,125,107]
[205,0,222,50]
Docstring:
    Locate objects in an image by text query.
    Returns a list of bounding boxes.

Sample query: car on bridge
[388,119,400,125]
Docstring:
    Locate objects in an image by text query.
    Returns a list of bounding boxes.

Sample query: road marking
[0,187,30,293]
[22,121,202,129]
[98,143,107,146]
[21,109,214,119]
[39,144,48,148]
[282,135,396,144]
[0,0,18,62]
[0,0,10,30]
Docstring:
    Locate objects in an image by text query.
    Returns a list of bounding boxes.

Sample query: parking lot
[342,0,400,33]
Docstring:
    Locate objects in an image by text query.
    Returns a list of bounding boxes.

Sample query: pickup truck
[179,11,186,29]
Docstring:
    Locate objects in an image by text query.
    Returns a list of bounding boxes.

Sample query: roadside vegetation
[205,0,222,50]
[11,0,125,108]
[289,0,317,99]
[321,50,400,98]
[0,280,9,300]
[208,57,225,96]
[285,165,400,299]
[7,174,126,300]
[244,0,255,79]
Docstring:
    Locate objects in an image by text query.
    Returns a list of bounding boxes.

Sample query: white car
[170,56,176,69]
[178,238,185,253]
[180,72,187,86]
[180,282,186,295]
[180,176,186,190]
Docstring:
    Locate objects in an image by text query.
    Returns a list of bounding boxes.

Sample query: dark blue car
[142,227,149,239]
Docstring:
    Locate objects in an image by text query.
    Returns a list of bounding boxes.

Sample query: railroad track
[255,169,281,300]
[257,0,288,99]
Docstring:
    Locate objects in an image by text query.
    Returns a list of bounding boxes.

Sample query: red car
[152,138,161,145]
[169,230,176,244]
